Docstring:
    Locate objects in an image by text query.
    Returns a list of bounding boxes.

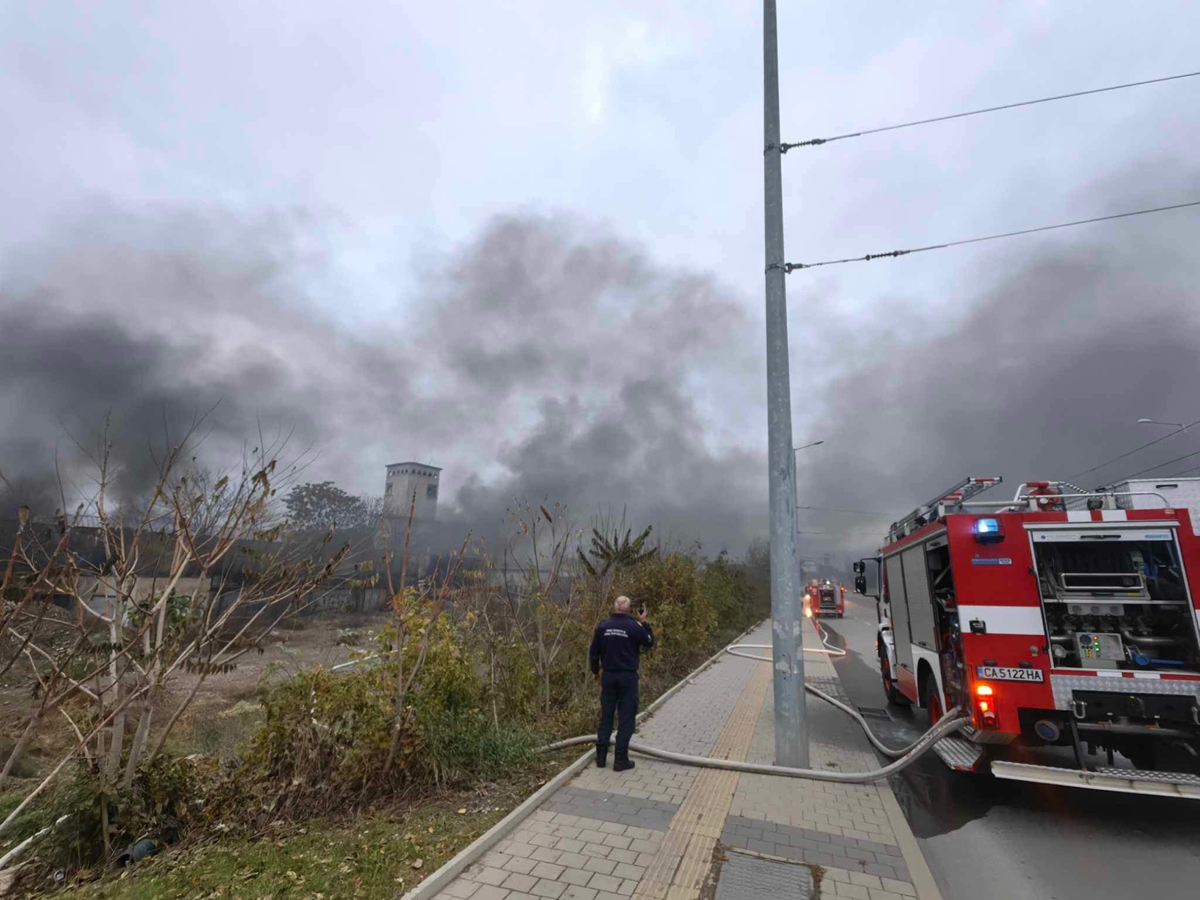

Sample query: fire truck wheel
[879,645,909,706]
[836,611,844,618]
[922,678,944,726]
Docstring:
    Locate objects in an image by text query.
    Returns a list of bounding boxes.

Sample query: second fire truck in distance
[803,578,845,618]
[855,475,1200,798]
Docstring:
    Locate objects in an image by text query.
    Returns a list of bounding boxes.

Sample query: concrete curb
[875,777,943,900]
[811,625,945,900]
[400,620,766,900]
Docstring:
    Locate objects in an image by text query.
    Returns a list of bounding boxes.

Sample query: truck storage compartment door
[902,544,938,651]
[1028,522,1200,673]
[886,554,914,669]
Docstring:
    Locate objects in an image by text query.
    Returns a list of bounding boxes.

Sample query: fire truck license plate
[976,666,1044,682]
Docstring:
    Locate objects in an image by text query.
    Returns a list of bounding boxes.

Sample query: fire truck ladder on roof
[889,476,1003,543]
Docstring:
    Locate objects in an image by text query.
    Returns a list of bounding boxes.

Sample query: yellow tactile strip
[633,660,773,900]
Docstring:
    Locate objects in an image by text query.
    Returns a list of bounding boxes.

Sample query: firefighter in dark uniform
[589,595,654,771]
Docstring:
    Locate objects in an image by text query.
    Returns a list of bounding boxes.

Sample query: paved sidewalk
[434,620,938,900]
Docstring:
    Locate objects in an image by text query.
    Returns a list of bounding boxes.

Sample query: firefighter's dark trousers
[596,670,639,755]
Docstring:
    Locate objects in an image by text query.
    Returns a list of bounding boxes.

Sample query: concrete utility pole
[763,0,808,768]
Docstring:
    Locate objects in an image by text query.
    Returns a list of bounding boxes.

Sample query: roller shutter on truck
[901,544,938,651]
[886,554,914,669]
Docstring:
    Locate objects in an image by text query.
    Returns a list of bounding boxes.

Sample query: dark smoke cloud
[0,207,339,506]
[0,206,765,553]
[5,164,1200,561]
[792,185,1200,560]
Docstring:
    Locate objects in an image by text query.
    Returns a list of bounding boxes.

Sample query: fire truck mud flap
[990,760,1200,798]
[933,736,985,771]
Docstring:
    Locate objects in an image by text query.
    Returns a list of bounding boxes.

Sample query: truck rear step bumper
[991,761,1200,798]
[934,736,984,771]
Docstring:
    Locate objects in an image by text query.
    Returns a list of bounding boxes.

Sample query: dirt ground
[0,610,394,777]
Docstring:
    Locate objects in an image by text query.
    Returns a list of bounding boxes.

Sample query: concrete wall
[64,576,393,630]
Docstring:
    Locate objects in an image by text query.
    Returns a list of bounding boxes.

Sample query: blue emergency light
[973,517,1004,544]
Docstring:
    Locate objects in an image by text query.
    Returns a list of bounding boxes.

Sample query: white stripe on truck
[957,605,1045,635]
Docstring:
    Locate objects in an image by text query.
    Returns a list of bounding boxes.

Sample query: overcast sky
[3,1,1200,557]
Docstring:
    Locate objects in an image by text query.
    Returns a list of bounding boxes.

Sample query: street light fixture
[794,440,825,451]
[1138,418,1185,428]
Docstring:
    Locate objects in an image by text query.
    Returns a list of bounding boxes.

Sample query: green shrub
[7,755,198,876]
[226,610,540,820]
[230,665,394,818]
[615,554,717,679]
[418,712,545,785]
[700,550,770,644]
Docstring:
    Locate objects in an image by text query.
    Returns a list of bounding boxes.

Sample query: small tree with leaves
[283,480,377,531]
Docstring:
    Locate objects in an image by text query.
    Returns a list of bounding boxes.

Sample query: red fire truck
[854,475,1200,797]
[803,578,845,618]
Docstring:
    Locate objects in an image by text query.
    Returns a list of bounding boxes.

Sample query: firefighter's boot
[595,744,608,768]
[613,751,635,772]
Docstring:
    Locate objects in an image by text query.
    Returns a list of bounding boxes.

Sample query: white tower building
[383,462,441,520]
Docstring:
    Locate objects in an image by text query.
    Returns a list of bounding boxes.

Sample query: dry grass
[47,751,578,900]
[0,611,392,772]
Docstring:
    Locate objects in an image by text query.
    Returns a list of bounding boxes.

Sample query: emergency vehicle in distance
[854,475,1200,798]
[802,578,845,618]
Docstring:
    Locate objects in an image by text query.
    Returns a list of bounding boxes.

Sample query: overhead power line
[777,70,1200,151]
[1167,463,1200,478]
[797,505,890,517]
[1071,416,1200,481]
[1110,446,1200,483]
[797,529,881,537]
[781,200,1200,272]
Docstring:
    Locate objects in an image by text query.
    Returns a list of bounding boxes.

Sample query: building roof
[386,461,442,471]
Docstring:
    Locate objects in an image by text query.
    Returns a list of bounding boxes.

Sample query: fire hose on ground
[540,620,970,784]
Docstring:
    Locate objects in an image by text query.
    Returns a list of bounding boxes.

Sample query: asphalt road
[816,592,1200,900]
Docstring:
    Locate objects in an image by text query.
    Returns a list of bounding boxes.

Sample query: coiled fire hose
[541,620,970,783]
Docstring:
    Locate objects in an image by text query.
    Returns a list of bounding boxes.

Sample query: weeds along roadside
[1,472,771,891]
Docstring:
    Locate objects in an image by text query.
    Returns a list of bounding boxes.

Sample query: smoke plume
[0,206,764,552]
[4,166,1200,560]
[791,188,1200,558]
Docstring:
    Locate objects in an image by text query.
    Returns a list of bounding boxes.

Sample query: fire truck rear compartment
[1029,531,1200,770]
[1033,536,1200,673]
